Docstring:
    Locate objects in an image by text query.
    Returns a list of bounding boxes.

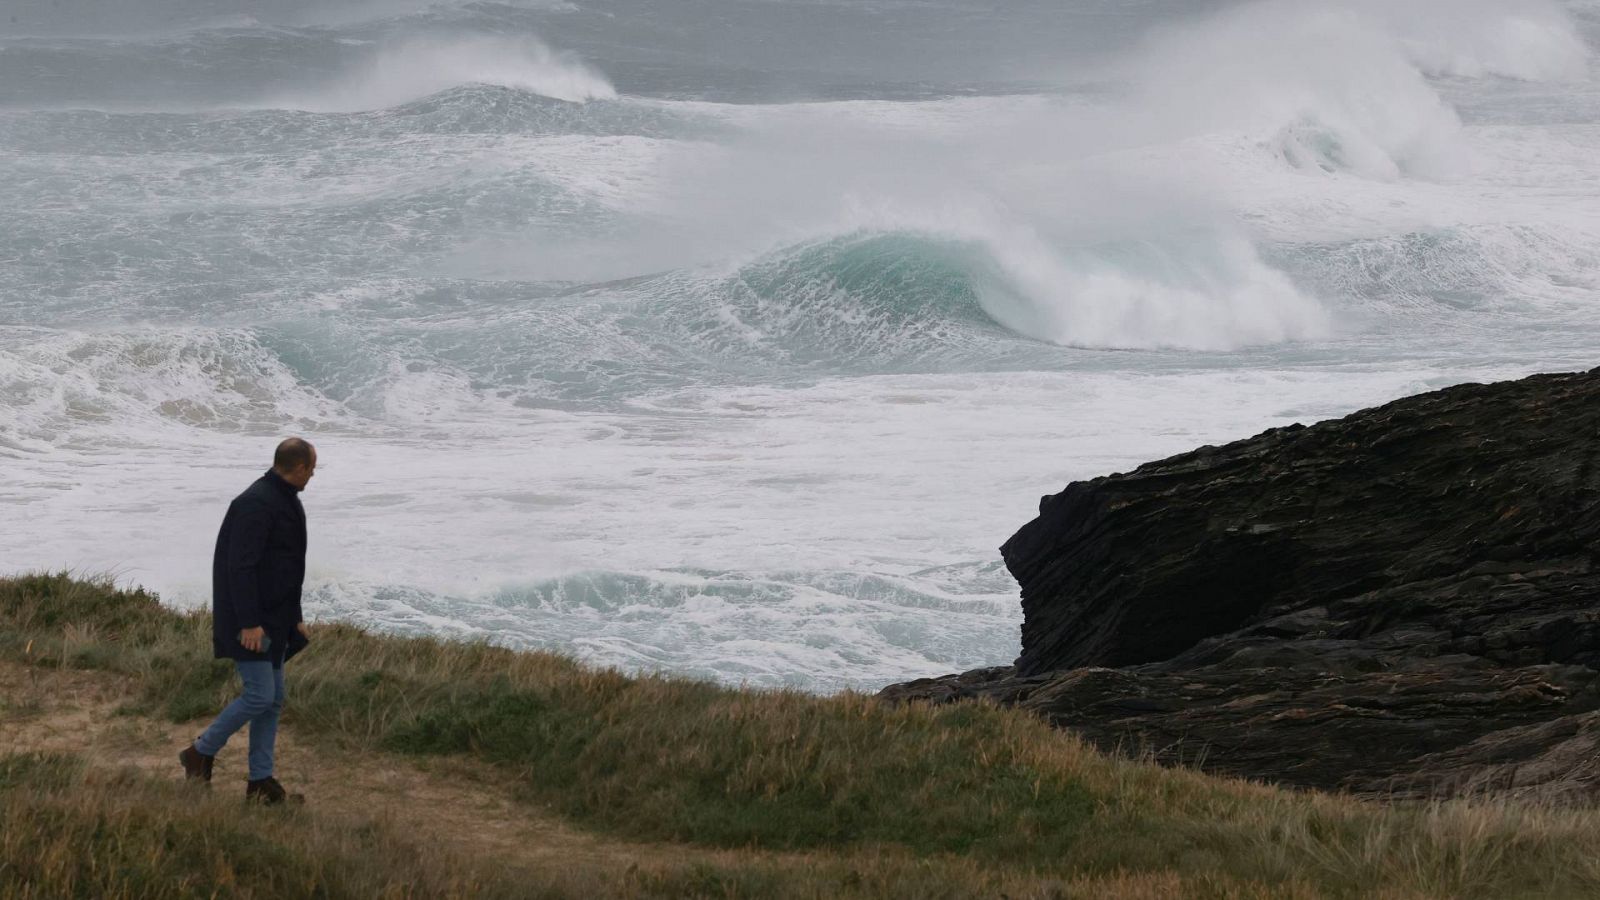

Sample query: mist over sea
[4,0,1599,691]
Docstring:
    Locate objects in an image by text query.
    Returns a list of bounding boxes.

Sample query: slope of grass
[5,572,1600,899]
[0,750,1308,900]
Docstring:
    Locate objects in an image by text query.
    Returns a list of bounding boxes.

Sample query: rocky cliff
[882,367,1600,802]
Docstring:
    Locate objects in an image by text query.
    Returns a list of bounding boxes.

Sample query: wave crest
[1344,0,1591,82]
[657,227,1327,362]
[0,328,341,448]
[269,35,616,112]
[970,229,1329,352]
[1137,2,1473,180]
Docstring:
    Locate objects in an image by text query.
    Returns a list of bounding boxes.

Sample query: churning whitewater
[3,0,1599,690]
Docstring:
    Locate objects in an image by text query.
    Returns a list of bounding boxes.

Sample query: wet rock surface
[881,368,1600,801]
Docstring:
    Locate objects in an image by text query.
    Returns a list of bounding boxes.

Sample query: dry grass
[0,742,1302,900]
[3,572,1600,898]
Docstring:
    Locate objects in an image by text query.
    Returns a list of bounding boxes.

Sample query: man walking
[178,437,316,804]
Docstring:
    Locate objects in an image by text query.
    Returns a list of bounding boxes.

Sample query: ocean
[3,0,1598,691]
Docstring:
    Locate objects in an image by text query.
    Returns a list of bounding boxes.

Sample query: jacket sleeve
[285,627,310,662]
[225,498,270,630]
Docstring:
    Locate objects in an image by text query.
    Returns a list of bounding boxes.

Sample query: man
[178,437,316,804]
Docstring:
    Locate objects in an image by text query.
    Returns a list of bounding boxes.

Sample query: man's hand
[239,626,265,652]
[296,622,309,638]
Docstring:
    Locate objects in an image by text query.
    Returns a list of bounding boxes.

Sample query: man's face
[285,449,317,490]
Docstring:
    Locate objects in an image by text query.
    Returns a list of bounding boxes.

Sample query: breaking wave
[0,328,341,449]
[1131,0,1589,180]
[266,35,615,111]
[672,229,1328,359]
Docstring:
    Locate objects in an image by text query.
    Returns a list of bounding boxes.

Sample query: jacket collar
[264,468,301,495]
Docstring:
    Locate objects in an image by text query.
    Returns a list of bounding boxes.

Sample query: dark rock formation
[882,367,1600,802]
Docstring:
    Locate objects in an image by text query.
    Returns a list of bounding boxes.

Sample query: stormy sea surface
[4,0,1600,691]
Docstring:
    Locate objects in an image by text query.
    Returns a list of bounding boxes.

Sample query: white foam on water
[958,218,1329,351]
[3,360,1575,689]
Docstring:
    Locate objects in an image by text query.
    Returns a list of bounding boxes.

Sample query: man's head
[272,437,317,490]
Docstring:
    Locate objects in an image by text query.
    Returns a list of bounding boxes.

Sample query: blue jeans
[194,661,285,781]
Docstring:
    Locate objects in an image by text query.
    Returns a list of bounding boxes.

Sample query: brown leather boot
[245,777,305,806]
[178,744,214,783]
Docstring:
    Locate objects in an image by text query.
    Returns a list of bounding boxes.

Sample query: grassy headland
[3,572,1600,899]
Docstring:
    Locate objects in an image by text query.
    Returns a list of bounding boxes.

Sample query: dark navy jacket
[212,470,310,666]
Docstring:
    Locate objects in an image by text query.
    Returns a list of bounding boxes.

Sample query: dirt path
[0,661,746,878]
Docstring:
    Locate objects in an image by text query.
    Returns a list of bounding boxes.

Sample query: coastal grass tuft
[6,572,1600,898]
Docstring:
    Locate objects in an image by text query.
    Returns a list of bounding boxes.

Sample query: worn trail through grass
[0,660,622,874]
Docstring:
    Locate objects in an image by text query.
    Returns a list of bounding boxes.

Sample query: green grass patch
[7,572,1600,899]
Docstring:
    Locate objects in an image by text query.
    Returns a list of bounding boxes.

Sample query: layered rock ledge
[882,367,1600,803]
